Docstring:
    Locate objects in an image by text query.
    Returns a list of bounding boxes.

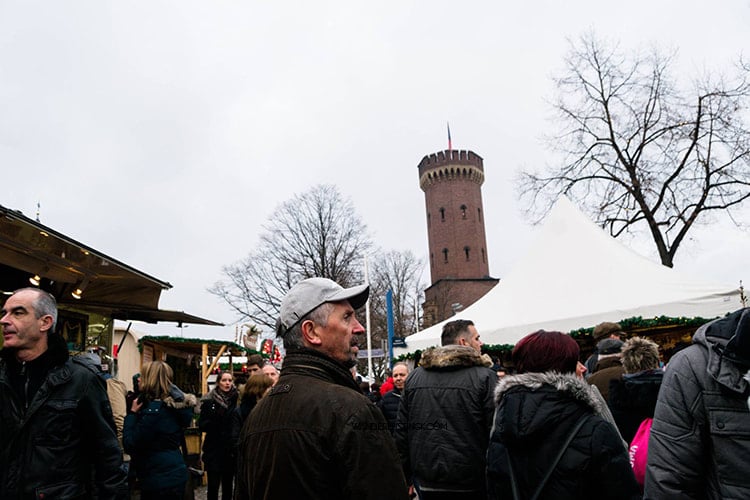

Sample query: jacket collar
[419,344,488,370]
[281,348,362,393]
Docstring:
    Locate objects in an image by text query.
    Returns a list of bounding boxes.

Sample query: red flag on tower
[447,122,452,152]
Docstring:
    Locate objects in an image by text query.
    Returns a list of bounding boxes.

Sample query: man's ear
[301,319,322,347]
[457,336,468,347]
[39,314,54,334]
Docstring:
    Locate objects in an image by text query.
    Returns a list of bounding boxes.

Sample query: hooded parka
[487,371,640,500]
[395,344,496,495]
[645,307,750,499]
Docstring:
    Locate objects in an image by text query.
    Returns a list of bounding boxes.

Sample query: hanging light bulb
[29,274,41,286]
[71,278,90,300]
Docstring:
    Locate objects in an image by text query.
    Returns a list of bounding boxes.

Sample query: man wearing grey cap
[235,277,408,500]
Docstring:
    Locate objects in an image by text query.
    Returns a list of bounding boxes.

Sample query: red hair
[512,330,580,374]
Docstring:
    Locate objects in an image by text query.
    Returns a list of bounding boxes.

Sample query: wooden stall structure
[138,335,249,396]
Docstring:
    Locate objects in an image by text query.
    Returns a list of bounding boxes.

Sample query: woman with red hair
[486,330,639,500]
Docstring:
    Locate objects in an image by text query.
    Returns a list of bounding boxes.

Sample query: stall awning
[0,204,222,326]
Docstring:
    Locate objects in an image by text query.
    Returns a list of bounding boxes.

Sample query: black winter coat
[199,388,238,471]
[377,387,402,434]
[229,395,258,458]
[235,348,408,500]
[0,334,127,499]
[608,369,663,444]
[395,345,496,494]
[123,393,197,492]
[487,371,640,500]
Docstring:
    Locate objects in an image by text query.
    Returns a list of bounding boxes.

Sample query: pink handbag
[628,417,652,490]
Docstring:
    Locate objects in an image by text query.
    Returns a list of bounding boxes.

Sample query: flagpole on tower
[447,122,452,152]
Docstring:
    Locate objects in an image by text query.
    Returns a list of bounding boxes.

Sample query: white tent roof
[396,198,742,354]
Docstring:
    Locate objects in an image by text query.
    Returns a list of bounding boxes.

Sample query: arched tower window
[478,208,482,222]
[439,207,445,221]
[427,212,431,228]
[481,248,486,263]
[442,248,449,263]
[430,253,434,267]
[460,204,467,219]
[464,246,470,261]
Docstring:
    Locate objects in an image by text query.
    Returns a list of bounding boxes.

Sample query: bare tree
[357,249,425,381]
[208,184,372,329]
[519,33,750,267]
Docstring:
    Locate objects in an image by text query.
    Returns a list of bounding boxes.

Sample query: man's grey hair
[392,361,410,373]
[280,302,335,351]
[13,287,58,333]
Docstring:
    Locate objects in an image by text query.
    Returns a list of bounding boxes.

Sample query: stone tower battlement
[418,150,485,191]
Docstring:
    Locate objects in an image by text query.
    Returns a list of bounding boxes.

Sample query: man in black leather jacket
[0,287,127,499]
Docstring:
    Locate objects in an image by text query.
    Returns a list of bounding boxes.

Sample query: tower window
[427,212,431,228]
[481,248,486,263]
[464,246,470,261]
[440,207,445,221]
[460,204,467,219]
[478,208,482,222]
[442,248,449,263]
[430,253,434,267]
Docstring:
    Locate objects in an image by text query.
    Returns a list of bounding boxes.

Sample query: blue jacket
[123,393,197,492]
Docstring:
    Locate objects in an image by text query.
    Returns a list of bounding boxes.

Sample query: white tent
[396,198,742,355]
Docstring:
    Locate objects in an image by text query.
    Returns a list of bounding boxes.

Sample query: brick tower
[418,149,498,327]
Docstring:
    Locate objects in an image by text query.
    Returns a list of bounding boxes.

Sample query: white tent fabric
[396,197,742,355]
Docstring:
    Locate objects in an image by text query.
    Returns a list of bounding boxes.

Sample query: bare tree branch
[519,32,750,266]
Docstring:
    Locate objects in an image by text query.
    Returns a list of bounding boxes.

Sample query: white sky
[2,1,749,341]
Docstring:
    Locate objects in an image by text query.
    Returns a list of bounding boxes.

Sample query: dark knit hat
[593,321,624,340]
[598,338,624,355]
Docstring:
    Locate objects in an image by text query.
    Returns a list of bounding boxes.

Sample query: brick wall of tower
[422,278,499,328]
[417,149,497,327]
[419,150,490,284]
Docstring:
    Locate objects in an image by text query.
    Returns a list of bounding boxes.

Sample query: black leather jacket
[0,334,127,499]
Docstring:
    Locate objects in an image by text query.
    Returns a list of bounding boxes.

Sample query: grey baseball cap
[277,277,369,335]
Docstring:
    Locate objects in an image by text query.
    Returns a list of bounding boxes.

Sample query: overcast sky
[2,1,749,341]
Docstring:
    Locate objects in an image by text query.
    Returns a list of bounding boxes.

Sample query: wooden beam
[202,344,228,394]
[201,343,208,395]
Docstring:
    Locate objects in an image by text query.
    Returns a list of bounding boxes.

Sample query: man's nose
[353,318,365,334]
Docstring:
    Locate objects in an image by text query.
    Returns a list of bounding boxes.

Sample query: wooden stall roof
[138,335,248,357]
[0,204,222,326]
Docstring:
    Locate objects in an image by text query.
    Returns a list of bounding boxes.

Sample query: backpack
[628,417,652,491]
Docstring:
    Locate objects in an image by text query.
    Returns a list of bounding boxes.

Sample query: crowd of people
[1,282,750,499]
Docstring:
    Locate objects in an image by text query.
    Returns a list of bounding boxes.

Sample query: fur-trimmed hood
[493,371,607,443]
[419,344,491,370]
[163,393,197,409]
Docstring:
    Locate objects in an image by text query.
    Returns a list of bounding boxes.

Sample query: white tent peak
[396,197,741,354]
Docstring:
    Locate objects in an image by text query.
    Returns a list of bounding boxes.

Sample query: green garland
[395,315,718,362]
[137,335,251,353]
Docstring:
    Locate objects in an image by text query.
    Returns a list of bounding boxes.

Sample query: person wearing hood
[645,307,750,499]
[487,330,639,500]
[395,319,496,499]
[124,360,197,500]
[199,370,239,500]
